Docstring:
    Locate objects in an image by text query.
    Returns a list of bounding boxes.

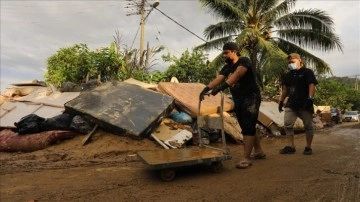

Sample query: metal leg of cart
[137,92,231,181]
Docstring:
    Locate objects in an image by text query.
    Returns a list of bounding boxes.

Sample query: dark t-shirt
[282,67,318,110]
[219,57,260,100]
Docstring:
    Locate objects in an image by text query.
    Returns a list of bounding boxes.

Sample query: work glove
[278,101,284,113]
[199,86,211,101]
[210,82,230,96]
[304,97,314,113]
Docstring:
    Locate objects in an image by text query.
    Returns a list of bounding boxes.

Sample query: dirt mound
[0,130,160,174]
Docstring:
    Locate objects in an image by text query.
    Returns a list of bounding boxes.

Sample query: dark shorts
[233,93,261,136]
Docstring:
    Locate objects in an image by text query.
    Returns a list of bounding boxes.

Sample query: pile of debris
[0,78,325,153]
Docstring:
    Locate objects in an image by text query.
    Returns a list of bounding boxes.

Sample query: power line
[152,7,208,44]
[130,25,141,50]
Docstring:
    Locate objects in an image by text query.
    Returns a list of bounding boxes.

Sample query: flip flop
[235,160,252,169]
[251,152,267,159]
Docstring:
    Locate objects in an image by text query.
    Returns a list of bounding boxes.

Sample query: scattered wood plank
[81,124,98,146]
[151,133,170,149]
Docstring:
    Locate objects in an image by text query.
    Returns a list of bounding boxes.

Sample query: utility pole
[139,0,145,67]
[355,75,359,91]
[126,0,159,68]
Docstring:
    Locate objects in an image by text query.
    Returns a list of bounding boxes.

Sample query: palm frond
[275,9,335,32]
[200,0,247,22]
[275,37,332,74]
[261,0,297,24]
[204,21,244,40]
[195,36,234,51]
[276,29,343,51]
[208,53,225,71]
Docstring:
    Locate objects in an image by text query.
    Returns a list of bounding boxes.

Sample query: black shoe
[303,147,312,155]
[279,146,296,154]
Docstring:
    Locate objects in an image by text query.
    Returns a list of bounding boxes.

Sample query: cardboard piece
[164,129,192,148]
[152,118,191,141]
[64,82,174,139]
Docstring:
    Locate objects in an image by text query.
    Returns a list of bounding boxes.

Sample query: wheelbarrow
[137,92,231,181]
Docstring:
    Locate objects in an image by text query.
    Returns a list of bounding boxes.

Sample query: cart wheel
[211,162,223,173]
[159,169,176,181]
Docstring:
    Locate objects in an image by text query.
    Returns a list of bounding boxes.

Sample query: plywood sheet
[64,81,174,139]
[259,101,304,129]
[123,78,157,89]
[158,82,234,118]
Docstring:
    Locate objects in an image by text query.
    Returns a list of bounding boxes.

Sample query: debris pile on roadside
[0,78,331,153]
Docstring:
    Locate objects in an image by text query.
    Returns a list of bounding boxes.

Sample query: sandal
[251,152,267,159]
[235,160,252,169]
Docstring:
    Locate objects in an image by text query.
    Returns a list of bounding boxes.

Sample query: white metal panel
[0,102,64,128]
[14,88,80,108]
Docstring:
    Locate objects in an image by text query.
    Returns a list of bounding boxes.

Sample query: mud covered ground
[1,122,359,202]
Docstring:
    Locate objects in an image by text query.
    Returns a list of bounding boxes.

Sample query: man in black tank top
[199,42,265,169]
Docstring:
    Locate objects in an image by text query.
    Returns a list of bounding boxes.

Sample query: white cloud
[1,0,359,92]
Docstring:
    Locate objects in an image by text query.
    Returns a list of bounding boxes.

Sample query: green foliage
[45,43,126,87]
[45,44,93,87]
[92,43,124,82]
[162,49,217,84]
[262,83,280,99]
[328,76,359,88]
[45,30,166,87]
[315,77,360,111]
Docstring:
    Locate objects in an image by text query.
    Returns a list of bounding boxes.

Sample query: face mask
[225,58,233,64]
[288,63,297,70]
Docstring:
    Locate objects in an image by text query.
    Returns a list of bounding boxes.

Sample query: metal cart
[137,92,231,181]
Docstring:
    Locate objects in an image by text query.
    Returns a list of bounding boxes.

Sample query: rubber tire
[210,162,223,173]
[159,169,176,182]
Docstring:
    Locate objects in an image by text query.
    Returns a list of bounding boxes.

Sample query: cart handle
[197,91,226,150]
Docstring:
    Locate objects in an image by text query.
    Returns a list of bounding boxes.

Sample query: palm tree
[197,0,343,88]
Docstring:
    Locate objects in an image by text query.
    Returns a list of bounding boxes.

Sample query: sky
[1,0,360,92]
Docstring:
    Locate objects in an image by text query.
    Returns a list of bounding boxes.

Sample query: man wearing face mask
[199,42,265,169]
[278,53,318,155]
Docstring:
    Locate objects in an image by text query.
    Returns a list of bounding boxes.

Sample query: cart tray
[137,147,231,169]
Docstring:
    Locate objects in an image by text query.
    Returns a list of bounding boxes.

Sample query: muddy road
[1,123,359,202]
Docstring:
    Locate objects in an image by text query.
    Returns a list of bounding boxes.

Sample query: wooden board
[158,82,234,118]
[137,147,228,167]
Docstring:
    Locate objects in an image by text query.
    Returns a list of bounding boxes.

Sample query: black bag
[14,114,46,135]
[40,113,73,131]
[69,115,93,134]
